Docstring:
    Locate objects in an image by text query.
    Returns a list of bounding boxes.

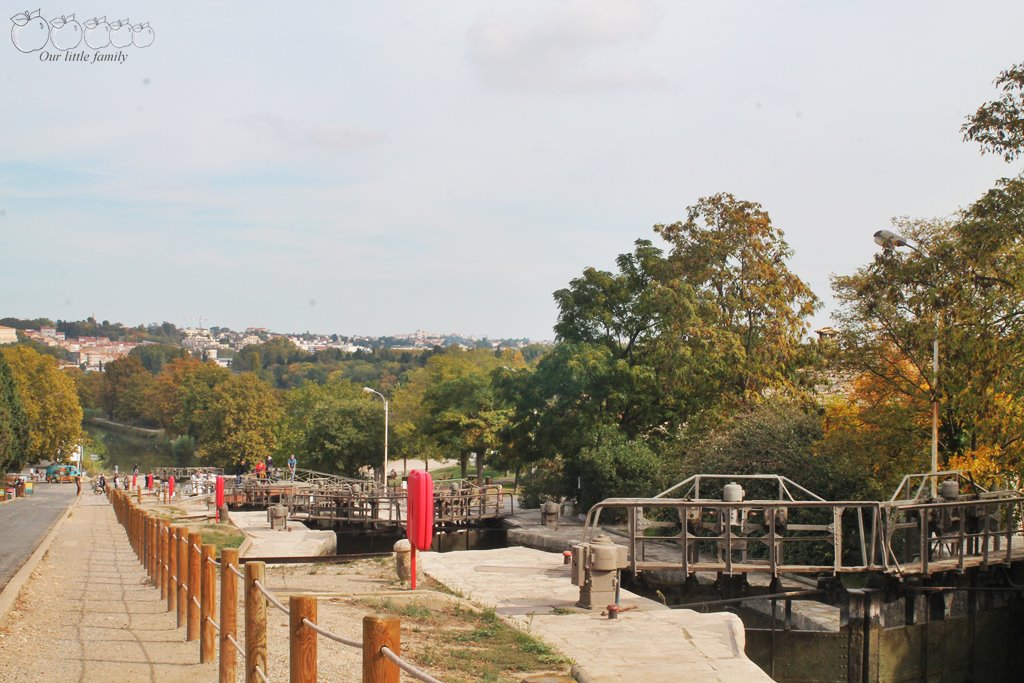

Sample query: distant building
[0,325,17,344]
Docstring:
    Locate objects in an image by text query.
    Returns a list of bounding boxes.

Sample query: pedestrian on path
[288,454,297,481]
[75,475,81,495]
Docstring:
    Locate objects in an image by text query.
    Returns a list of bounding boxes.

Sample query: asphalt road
[0,482,77,592]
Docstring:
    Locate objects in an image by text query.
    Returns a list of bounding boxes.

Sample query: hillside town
[0,321,538,370]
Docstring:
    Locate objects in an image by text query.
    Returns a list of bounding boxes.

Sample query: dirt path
[0,494,215,683]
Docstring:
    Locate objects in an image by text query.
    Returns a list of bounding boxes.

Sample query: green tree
[832,190,1024,476]
[195,373,282,467]
[278,377,385,476]
[101,355,148,419]
[130,343,186,374]
[676,398,871,501]
[962,62,1024,162]
[655,192,819,400]
[570,426,665,511]
[420,349,521,478]
[0,346,82,464]
[0,353,29,472]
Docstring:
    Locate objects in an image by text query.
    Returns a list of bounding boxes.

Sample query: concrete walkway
[422,547,773,683]
[0,493,215,683]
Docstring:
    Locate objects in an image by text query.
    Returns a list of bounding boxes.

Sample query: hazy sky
[2,1,1022,341]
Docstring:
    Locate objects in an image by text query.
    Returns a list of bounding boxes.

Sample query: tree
[0,346,82,464]
[0,353,29,472]
[677,398,871,501]
[655,193,819,400]
[130,343,186,374]
[419,349,521,478]
[146,357,231,437]
[962,62,1024,162]
[101,355,149,419]
[569,426,665,511]
[278,377,385,476]
[195,373,282,467]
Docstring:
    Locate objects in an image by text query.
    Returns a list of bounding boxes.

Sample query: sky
[1,1,1022,341]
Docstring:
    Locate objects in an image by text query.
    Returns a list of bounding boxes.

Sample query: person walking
[74,475,81,496]
[287,454,297,482]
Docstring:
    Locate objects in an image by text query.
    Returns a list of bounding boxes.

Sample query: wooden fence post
[245,561,268,683]
[363,615,400,683]
[177,528,189,629]
[290,595,317,683]
[187,531,202,641]
[158,520,167,600]
[147,515,155,578]
[220,548,239,683]
[201,543,217,663]
[168,525,178,614]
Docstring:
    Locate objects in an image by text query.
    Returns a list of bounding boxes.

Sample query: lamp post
[873,230,940,491]
[363,387,389,485]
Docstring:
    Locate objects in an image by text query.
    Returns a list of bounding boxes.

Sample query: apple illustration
[83,16,110,49]
[49,14,82,51]
[10,9,49,52]
[131,21,154,48]
[109,18,131,48]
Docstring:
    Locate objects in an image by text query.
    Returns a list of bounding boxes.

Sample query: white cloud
[467,0,664,91]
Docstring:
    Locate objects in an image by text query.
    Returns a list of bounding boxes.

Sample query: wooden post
[201,544,217,663]
[177,528,189,628]
[158,520,167,600]
[220,548,239,683]
[362,615,400,683]
[136,486,142,504]
[290,595,317,683]
[167,525,178,613]
[245,561,268,683]
[147,516,155,578]
[187,531,202,641]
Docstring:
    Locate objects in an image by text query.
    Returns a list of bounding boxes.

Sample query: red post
[216,475,225,521]
[169,475,175,500]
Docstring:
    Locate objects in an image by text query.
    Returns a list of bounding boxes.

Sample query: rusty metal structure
[574,471,1024,682]
[580,471,1024,579]
[285,479,512,529]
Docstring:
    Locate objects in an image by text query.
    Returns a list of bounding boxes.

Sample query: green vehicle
[45,464,82,483]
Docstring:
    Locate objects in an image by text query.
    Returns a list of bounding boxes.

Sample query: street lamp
[873,230,940,491]
[363,387,389,485]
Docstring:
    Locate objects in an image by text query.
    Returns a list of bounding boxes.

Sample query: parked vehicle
[45,464,82,483]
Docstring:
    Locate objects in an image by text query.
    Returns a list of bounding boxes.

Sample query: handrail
[300,617,361,648]
[108,486,449,683]
[253,579,290,615]
[381,646,445,683]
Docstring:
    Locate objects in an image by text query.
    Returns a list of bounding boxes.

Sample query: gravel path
[0,493,216,683]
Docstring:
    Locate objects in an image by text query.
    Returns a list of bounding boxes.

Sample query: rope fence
[108,485,447,683]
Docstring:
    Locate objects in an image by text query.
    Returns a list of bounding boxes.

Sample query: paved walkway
[0,493,216,683]
[422,547,773,683]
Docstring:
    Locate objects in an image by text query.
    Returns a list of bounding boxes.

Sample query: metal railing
[108,487,447,683]
[583,472,1024,578]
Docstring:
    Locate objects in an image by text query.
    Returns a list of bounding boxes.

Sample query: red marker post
[168,475,175,500]
[405,471,434,590]
[215,476,224,521]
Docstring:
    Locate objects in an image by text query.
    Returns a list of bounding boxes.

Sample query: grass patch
[354,597,570,682]
[198,524,245,552]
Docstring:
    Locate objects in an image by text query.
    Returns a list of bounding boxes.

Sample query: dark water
[335,527,508,554]
[83,423,188,474]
